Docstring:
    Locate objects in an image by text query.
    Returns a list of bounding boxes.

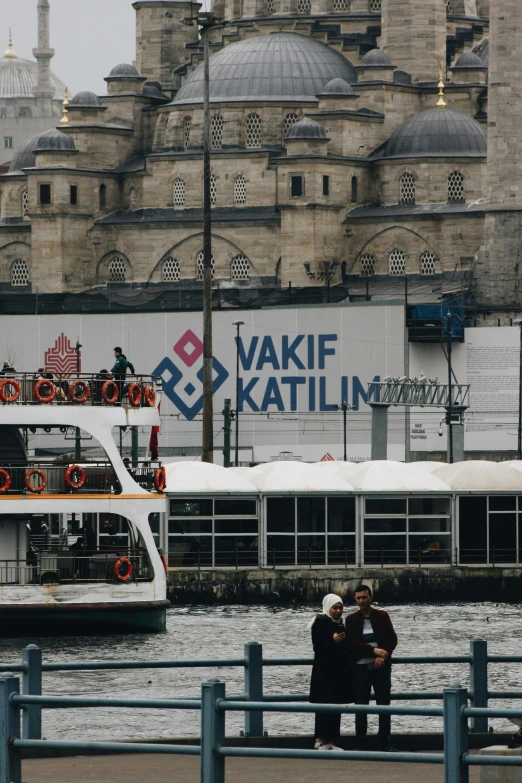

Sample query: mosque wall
[380,0,447,83]
[374,158,485,207]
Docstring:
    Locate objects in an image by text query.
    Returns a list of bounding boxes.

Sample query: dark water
[1,602,521,740]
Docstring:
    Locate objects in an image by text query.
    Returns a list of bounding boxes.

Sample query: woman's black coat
[309,615,353,704]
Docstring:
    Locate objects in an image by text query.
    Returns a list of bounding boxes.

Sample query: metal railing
[0,548,153,585]
[0,460,163,494]
[1,664,522,783]
[0,373,158,407]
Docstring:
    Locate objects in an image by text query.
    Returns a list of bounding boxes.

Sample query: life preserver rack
[65,464,86,490]
[114,557,133,582]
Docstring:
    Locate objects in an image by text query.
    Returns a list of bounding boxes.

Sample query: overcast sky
[4,0,139,95]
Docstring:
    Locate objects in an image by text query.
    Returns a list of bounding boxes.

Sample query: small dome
[286,117,327,140]
[8,132,39,173]
[34,128,76,152]
[360,48,393,66]
[373,107,487,159]
[108,63,140,79]
[143,80,167,99]
[70,90,101,106]
[322,77,354,95]
[454,52,484,68]
[173,32,357,104]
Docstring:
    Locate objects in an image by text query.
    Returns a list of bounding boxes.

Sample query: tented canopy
[350,460,450,491]
[165,461,257,493]
[433,461,522,491]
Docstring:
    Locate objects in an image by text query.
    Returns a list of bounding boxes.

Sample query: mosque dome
[70,90,101,106]
[108,63,141,79]
[33,128,76,152]
[286,117,327,140]
[321,77,354,95]
[360,48,393,66]
[372,108,487,159]
[454,52,484,68]
[8,133,39,173]
[173,32,357,105]
[0,53,65,99]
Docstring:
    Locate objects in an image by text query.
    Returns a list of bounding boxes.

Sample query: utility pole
[74,340,82,462]
[342,400,348,461]
[515,320,522,460]
[233,320,244,466]
[446,311,453,464]
[201,15,214,464]
[223,399,231,468]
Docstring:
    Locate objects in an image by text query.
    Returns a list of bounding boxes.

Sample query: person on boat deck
[70,537,89,578]
[0,360,15,376]
[109,347,135,402]
[309,593,352,751]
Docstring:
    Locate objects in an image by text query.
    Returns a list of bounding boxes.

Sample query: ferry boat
[0,372,168,634]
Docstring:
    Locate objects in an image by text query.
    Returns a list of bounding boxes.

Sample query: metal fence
[0,549,153,585]
[0,373,157,407]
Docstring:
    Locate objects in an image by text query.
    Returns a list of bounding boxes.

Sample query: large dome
[372,108,487,159]
[0,55,65,99]
[173,32,357,105]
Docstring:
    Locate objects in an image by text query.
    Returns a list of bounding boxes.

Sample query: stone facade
[0,0,511,315]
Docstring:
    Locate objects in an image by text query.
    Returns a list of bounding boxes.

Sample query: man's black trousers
[353,665,392,744]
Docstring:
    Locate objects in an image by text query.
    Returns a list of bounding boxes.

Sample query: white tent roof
[349,460,450,491]
[503,461,522,473]
[165,461,257,493]
[247,460,355,492]
[432,461,522,490]
[410,461,447,473]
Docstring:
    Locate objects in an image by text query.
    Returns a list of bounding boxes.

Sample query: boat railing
[0,460,163,494]
[0,372,159,407]
[0,548,153,585]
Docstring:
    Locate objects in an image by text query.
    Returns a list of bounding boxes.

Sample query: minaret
[33,0,55,113]
[478,0,522,311]
[380,0,446,83]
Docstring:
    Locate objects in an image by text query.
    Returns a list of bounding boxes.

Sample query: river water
[1,602,521,740]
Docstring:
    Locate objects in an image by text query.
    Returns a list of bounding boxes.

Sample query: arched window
[333,0,350,9]
[282,113,299,146]
[129,187,137,210]
[446,0,452,13]
[420,252,436,275]
[297,0,311,11]
[162,257,181,282]
[196,251,215,280]
[369,0,381,10]
[234,175,246,204]
[351,175,358,204]
[210,173,217,205]
[21,190,29,217]
[231,255,250,280]
[183,116,191,150]
[19,107,32,118]
[389,249,406,275]
[448,171,465,203]
[108,257,127,283]
[266,0,275,14]
[360,254,375,276]
[11,259,29,286]
[99,184,106,211]
[245,113,262,148]
[211,115,223,150]
[399,172,415,204]
[173,178,185,206]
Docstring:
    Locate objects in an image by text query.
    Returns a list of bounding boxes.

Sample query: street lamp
[233,320,244,466]
[446,311,453,464]
[514,319,522,460]
[340,400,352,461]
[75,340,82,461]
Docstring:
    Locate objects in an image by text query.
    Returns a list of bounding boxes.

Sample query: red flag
[149,402,160,460]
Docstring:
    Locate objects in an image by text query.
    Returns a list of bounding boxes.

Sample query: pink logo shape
[44,333,79,377]
[173,330,204,368]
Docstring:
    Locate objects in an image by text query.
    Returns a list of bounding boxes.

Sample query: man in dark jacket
[344,584,397,751]
[110,347,135,401]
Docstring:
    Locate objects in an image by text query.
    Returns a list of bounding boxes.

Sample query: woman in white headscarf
[309,593,352,751]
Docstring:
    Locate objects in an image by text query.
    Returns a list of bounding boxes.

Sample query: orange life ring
[102,380,119,405]
[144,386,156,407]
[69,379,90,404]
[65,464,86,490]
[128,383,142,407]
[34,378,56,404]
[25,468,46,494]
[114,557,133,582]
[154,466,166,492]
[0,378,21,404]
[0,468,11,493]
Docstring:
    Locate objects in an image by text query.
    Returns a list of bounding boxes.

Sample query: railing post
[469,638,488,733]
[0,674,22,783]
[244,641,263,737]
[201,679,225,783]
[22,644,42,740]
[443,684,469,783]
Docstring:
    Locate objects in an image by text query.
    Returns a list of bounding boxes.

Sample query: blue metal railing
[2,675,522,783]
[3,637,522,742]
